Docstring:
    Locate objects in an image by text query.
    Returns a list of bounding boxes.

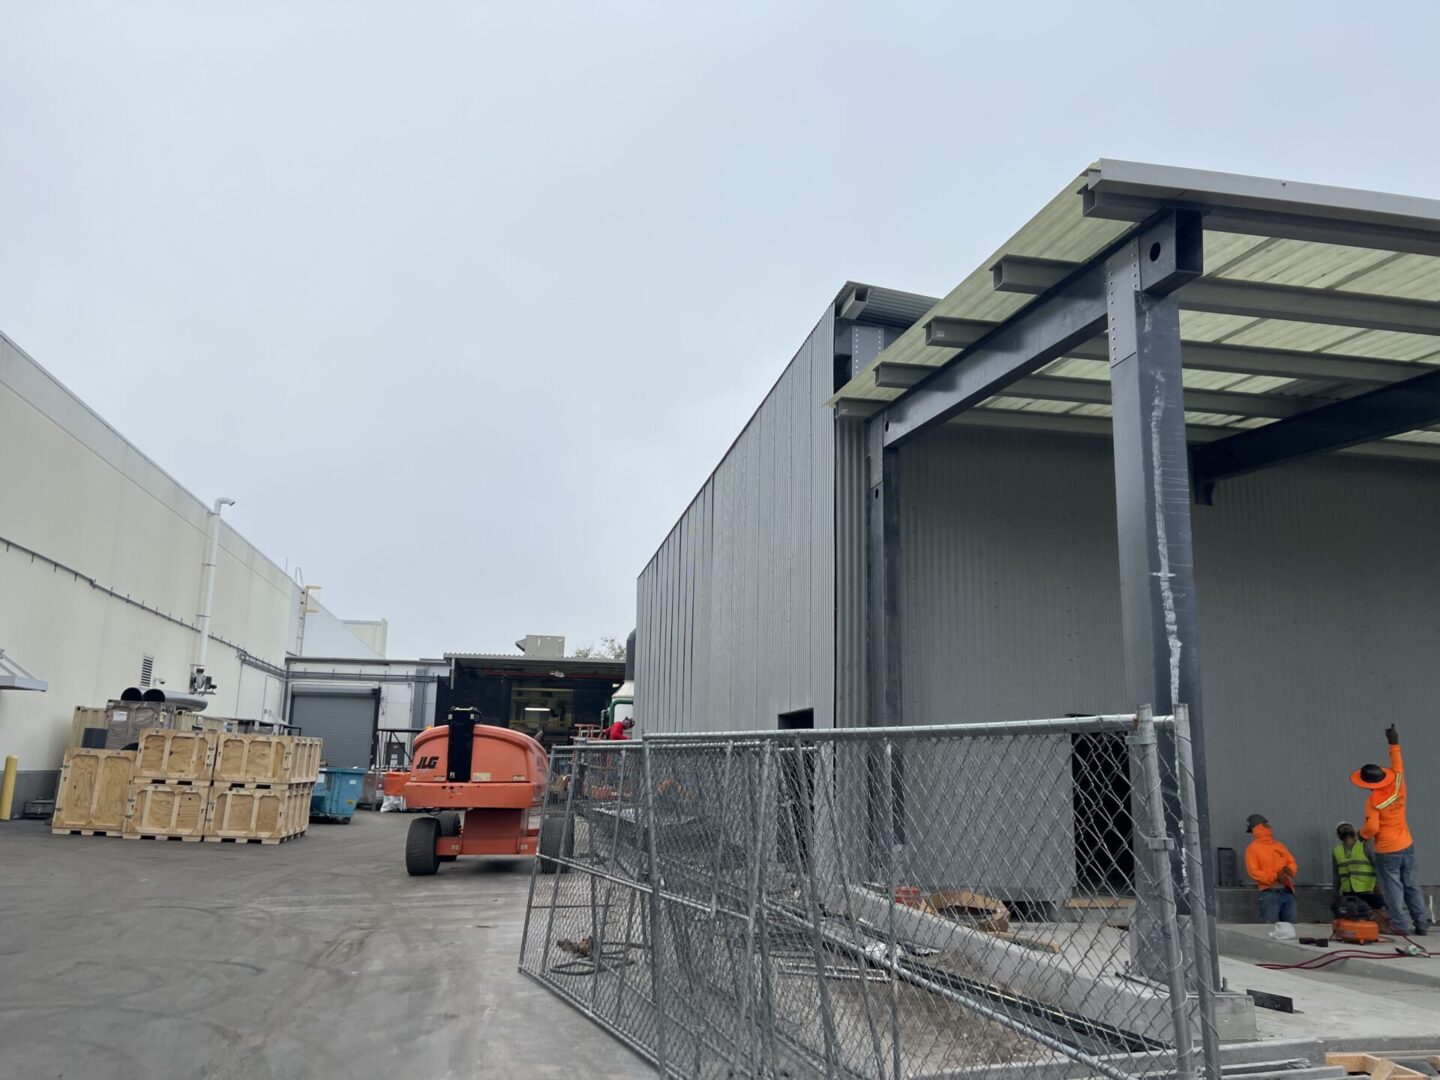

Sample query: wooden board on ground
[1328,1054,1439,1079]
[289,738,322,783]
[212,733,292,786]
[52,748,135,833]
[133,728,217,783]
[207,782,310,842]
[125,782,210,840]
[924,890,1010,933]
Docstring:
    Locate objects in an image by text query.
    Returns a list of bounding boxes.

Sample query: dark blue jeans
[1375,845,1429,934]
[1258,887,1296,924]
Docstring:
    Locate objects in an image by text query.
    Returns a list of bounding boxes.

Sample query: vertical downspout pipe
[194,497,235,682]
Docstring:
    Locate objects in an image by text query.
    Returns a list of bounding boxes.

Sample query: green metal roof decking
[833,160,1440,458]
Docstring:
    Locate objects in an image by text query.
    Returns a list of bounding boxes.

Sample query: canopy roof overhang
[833,160,1440,476]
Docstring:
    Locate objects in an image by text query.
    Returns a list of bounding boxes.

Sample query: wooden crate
[284,783,314,837]
[205,782,310,843]
[51,748,135,835]
[133,728,217,783]
[289,738,322,783]
[212,732,292,786]
[68,706,109,749]
[124,781,210,841]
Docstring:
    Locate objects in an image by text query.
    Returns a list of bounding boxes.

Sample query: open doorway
[778,709,814,866]
[1071,725,1135,895]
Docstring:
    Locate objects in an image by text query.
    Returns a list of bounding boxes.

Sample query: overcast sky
[3,2,1438,659]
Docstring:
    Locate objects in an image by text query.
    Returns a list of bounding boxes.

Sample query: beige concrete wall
[0,331,375,780]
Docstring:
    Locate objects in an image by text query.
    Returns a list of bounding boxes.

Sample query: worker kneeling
[1245,813,1298,927]
[1332,821,1383,915]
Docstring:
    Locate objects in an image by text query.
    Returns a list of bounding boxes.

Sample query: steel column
[866,419,902,728]
[1105,215,1218,982]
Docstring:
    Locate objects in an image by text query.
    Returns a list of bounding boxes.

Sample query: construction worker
[1352,724,1429,936]
[1331,821,1383,913]
[1245,813,1298,924]
[607,714,634,741]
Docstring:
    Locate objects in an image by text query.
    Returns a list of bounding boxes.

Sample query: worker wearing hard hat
[608,715,635,741]
[1352,724,1429,936]
[1245,813,1298,924]
[1331,821,1382,914]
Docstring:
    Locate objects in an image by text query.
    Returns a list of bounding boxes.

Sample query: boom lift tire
[437,811,461,862]
[406,816,441,876]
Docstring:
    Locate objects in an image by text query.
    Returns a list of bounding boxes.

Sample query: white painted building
[0,330,384,811]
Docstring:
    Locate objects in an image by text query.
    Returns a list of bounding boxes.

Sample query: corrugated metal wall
[635,309,836,733]
[895,425,1440,886]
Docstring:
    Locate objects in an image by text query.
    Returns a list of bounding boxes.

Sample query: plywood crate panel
[68,706,109,749]
[124,782,210,840]
[289,738,322,783]
[206,783,309,842]
[284,783,314,836]
[133,729,217,783]
[212,733,292,786]
[52,748,135,834]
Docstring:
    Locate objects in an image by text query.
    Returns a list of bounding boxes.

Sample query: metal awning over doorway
[0,648,47,692]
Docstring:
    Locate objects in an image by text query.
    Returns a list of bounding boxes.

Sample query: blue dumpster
[310,767,366,823]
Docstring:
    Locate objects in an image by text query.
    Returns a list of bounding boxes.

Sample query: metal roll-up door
[289,688,380,769]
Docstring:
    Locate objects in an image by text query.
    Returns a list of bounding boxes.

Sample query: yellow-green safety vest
[1334,840,1377,894]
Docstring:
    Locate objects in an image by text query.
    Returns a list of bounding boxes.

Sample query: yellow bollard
[0,755,17,821]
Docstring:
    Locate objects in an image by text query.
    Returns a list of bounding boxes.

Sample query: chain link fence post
[1175,704,1222,1078]
[640,742,669,1077]
[1133,705,1197,1080]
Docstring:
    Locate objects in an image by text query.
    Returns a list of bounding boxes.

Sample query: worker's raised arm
[1386,724,1404,774]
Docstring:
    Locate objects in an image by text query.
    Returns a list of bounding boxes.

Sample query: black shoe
[1414,926,1429,937]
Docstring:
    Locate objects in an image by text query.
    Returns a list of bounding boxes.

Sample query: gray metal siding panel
[1192,455,1440,884]
[636,310,837,734]
[899,425,1440,887]
[899,428,1129,724]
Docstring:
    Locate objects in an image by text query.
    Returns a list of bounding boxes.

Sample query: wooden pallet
[133,728,217,783]
[203,833,301,845]
[124,782,210,840]
[51,827,125,838]
[123,832,206,843]
[212,733,293,786]
[52,748,136,833]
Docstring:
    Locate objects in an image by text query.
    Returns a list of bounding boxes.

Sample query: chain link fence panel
[519,711,1222,1079]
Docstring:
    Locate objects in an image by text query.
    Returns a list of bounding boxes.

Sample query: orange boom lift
[385,708,549,875]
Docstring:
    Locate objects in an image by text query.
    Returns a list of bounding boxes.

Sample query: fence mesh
[519,712,1221,1079]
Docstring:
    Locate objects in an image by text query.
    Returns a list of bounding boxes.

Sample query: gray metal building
[636,160,1440,890]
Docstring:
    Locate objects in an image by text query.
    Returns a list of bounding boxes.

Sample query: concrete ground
[0,813,652,1080]
[1219,922,1440,1046]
